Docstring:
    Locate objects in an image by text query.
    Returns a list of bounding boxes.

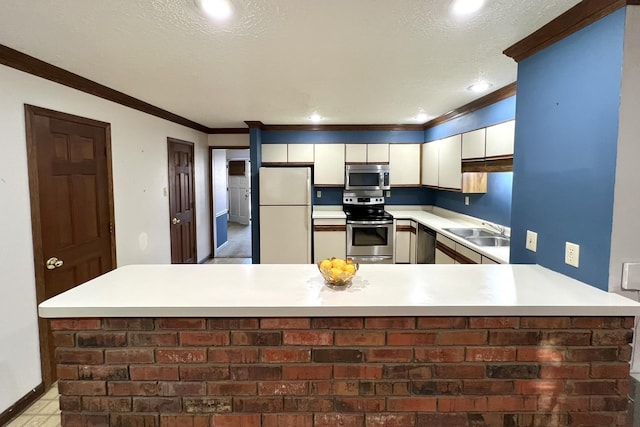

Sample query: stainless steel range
[343,191,394,264]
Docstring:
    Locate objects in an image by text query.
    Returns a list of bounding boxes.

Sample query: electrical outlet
[465,196,469,206]
[526,230,537,252]
[385,190,391,197]
[316,190,322,198]
[565,242,580,268]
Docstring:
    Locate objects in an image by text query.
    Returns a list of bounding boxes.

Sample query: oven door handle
[348,220,393,225]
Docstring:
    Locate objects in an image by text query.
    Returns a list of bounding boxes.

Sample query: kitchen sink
[466,236,510,247]
[444,228,500,238]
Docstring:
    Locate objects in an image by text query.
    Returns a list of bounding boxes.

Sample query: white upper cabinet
[261,144,288,163]
[461,128,486,160]
[421,140,439,187]
[345,144,367,163]
[485,120,515,158]
[314,144,345,185]
[288,144,314,163]
[262,144,314,163]
[345,143,390,163]
[367,144,390,163]
[390,144,421,186]
[438,135,462,190]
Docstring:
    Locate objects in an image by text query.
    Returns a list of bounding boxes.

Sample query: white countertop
[39,264,640,318]
[313,205,509,263]
[385,208,510,264]
[312,206,346,219]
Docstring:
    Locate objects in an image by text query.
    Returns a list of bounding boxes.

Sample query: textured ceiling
[0,0,580,128]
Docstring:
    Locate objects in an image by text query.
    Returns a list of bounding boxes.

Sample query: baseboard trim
[198,255,212,264]
[0,383,45,425]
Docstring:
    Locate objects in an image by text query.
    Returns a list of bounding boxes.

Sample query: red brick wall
[51,316,633,427]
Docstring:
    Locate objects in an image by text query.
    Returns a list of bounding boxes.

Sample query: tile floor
[6,383,61,427]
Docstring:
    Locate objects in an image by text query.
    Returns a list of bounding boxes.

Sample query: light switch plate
[622,262,640,290]
[526,230,537,252]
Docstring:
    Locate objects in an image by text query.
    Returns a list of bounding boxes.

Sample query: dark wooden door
[168,138,197,263]
[25,105,116,387]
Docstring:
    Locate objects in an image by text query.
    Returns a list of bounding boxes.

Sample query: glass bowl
[317,258,359,287]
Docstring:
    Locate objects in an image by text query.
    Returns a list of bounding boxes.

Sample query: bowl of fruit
[317,257,358,288]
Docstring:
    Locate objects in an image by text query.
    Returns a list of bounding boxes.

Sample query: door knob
[172,217,181,225]
[46,257,64,270]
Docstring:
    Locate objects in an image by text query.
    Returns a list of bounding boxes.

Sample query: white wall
[609,6,640,372]
[609,6,640,299]
[208,133,249,147]
[0,64,210,413]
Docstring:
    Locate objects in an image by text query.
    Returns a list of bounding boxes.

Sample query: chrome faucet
[482,221,506,237]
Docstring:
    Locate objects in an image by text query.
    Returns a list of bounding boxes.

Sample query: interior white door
[260,205,311,263]
[228,173,251,225]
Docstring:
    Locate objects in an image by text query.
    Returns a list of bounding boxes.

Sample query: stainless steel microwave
[345,164,390,191]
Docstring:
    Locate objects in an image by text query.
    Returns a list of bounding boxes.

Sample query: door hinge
[109,222,114,233]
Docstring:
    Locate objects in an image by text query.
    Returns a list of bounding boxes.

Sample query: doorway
[25,105,116,387]
[210,147,252,263]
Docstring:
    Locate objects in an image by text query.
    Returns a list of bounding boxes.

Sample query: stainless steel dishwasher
[416,223,436,264]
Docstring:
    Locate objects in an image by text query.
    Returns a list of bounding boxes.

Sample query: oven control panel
[343,191,385,206]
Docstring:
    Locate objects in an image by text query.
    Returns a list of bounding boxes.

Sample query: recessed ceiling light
[414,112,429,122]
[196,0,232,20]
[309,113,323,123]
[451,0,484,16]
[467,81,493,93]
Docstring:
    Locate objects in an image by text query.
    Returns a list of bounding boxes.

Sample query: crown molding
[504,0,638,63]
[0,44,211,133]
[208,128,249,134]
[423,82,517,130]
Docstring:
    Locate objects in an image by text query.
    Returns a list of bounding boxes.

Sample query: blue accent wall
[249,127,262,263]
[313,187,436,206]
[436,172,513,226]
[424,97,516,142]
[510,9,626,290]
[215,214,228,248]
[262,130,424,144]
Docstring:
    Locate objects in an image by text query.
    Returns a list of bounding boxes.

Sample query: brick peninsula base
[52,316,633,427]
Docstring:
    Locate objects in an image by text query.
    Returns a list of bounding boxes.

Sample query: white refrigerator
[259,167,312,264]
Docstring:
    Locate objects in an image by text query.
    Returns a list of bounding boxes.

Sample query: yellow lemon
[319,259,332,270]
[346,258,354,265]
[330,267,343,278]
[343,264,356,274]
[331,258,346,269]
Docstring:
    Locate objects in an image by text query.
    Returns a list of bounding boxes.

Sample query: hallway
[211,221,252,263]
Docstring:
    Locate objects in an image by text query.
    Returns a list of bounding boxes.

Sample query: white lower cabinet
[435,248,455,264]
[313,218,346,262]
[435,233,491,264]
[394,220,416,264]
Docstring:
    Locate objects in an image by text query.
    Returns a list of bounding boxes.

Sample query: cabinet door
[485,120,515,158]
[421,141,439,187]
[462,128,486,160]
[438,135,462,190]
[435,248,455,264]
[314,231,346,262]
[409,222,417,264]
[262,144,288,163]
[314,144,345,185]
[390,144,421,186]
[345,144,367,163]
[395,230,411,263]
[367,144,389,163]
[288,144,314,163]
[456,243,481,264]
[481,256,499,264]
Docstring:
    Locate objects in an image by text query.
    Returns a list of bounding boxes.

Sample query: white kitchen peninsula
[40,263,640,426]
